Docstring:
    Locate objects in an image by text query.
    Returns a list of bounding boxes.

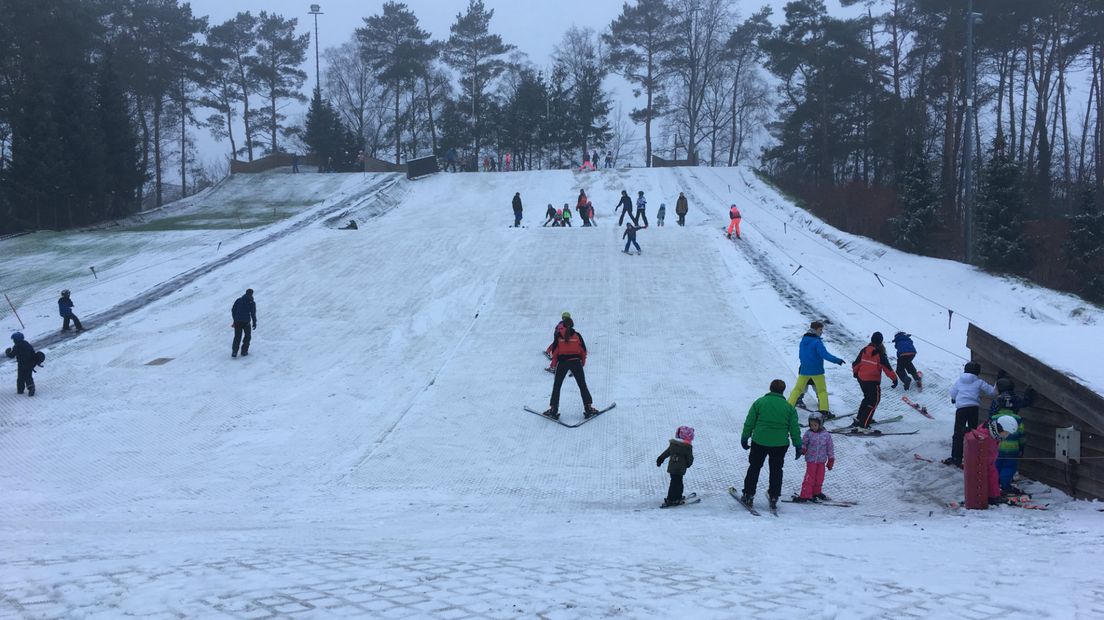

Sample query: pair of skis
[523,403,616,428]
[659,492,701,508]
[829,415,918,436]
[901,395,934,419]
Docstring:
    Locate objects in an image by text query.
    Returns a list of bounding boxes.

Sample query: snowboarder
[675,192,688,226]
[739,379,802,511]
[541,317,600,420]
[58,289,85,332]
[5,332,38,396]
[544,311,571,369]
[616,190,635,226]
[991,401,1025,495]
[891,331,922,390]
[562,203,573,227]
[635,191,649,227]
[656,426,695,507]
[849,332,898,432]
[543,204,556,227]
[944,361,996,467]
[231,288,257,358]
[623,222,643,254]
[793,412,835,502]
[512,192,523,227]
[786,321,845,419]
[726,204,742,239]
[656,203,666,226]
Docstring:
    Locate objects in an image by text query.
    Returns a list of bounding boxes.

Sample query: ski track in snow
[0,167,1102,618]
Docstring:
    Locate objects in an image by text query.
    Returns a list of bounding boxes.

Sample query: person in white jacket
[944,361,997,466]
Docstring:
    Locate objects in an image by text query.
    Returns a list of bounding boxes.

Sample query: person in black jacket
[5,332,37,396]
[616,190,636,225]
[231,289,257,358]
[542,203,556,227]
[511,192,523,227]
[622,223,643,254]
[657,426,695,506]
[58,289,85,332]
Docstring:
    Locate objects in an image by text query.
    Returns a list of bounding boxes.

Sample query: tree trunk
[154,96,163,208]
[394,84,401,165]
[270,91,278,154]
[645,50,654,167]
[180,87,187,198]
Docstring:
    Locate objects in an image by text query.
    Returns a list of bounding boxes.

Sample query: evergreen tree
[97,49,143,220]
[204,12,260,161]
[303,89,359,172]
[442,0,514,155]
[1063,190,1104,303]
[889,154,939,253]
[975,135,1033,274]
[252,11,309,155]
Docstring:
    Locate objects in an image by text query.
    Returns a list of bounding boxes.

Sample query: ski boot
[819,410,836,421]
[739,492,754,508]
[541,408,559,421]
[791,496,810,503]
[813,493,829,502]
[768,496,779,511]
[583,405,600,419]
[27,385,35,397]
[941,457,962,468]
[662,498,685,507]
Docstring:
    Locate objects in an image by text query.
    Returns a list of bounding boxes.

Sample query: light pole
[309,4,323,95]
[963,1,982,263]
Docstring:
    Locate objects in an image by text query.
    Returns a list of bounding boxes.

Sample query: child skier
[991,400,1025,495]
[622,222,642,254]
[5,332,38,396]
[553,208,564,227]
[562,203,573,227]
[635,191,649,227]
[656,425,695,507]
[944,361,996,467]
[726,204,742,239]
[58,289,85,332]
[793,412,835,502]
[850,332,898,432]
[543,204,556,227]
[656,203,666,226]
[585,200,596,226]
[675,192,688,226]
[891,331,921,390]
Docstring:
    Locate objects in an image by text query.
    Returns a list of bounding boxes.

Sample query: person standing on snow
[231,288,257,358]
[562,203,573,227]
[739,379,802,512]
[616,190,635,226]
[585,200,597,226]
[511,192,523,227]
[656,203,666,226]
[656,426,695,507]
[58,289,85,332]
[849,332,898,432]
[726,204,742,239]
[635,191,649,227]
[675,192,688,226]
[545,311,571,367]
[604,151,613,168]
[786,321,845,419]
[542,317,600,420]
[623,222,643,254]
[891,331,922,390]
[543,203,557,227]
[793,412,835,502]
[5,332,39,396]
[943,361,996,467]
[577,190,591,226]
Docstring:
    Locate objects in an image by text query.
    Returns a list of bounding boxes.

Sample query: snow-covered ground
[1,167,1101,619]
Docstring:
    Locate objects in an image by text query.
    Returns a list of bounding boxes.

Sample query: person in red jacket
[726,205,742,239]
[544,311,570,368]
[542,317,600,420]
[850,331,898,432]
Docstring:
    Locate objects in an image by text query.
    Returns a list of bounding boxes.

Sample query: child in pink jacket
[794,412,835,502]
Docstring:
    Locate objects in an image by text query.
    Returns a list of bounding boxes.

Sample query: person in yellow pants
[787,321,845,418]
[726,205,742,238]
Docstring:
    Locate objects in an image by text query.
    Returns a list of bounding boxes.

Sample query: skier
[504,152,512,172]
[604,151,613,168]
[944,361,996,467]
[58,289,85,332]
[562,203,573,227]
[990,400,1025,495]
[591,150,599,167]
[849,332,898,432]
[726,204,742,239]
[511,192,523,227]
[635,191,649,227]
[230,288,257,358]
[622,222,643,254]
[793,412,835,502]
[891,331,922,390]
[577,190,591,226]
[5,332,38,396]
[585,200,597,226]
[541,317,600,420]
[445,148,458,172]
[543,203,557,227]
[786,321,845,419]
[553,208,564,227]
[656,203,666,226]
[656,426,695,507]
[616,190,635,225]
[544,311,571,366]
[675,192,688,226]
[739,379,802,512]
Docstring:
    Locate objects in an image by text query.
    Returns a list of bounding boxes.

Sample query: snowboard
[659,492,701,508]
[902,396,934,419]
[523,403,616,428]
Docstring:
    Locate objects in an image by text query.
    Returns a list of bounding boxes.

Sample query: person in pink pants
[794,412,835,502]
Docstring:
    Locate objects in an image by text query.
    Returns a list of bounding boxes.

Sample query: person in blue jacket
[58,289,85,332]
[891,331,922,390]
[787,321,845,418]
[231,289,257,358]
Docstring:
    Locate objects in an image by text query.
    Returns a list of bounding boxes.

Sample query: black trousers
[580,212,591,226]
[677,213,686,226]
[513,211,522,227]
[232,324,252,354]
[950,406,980,464]
[549,357,592,413]
[636,209,648,227]
[743,442,788,499]
[666,473,684,503]
[62,314,84,330]
[16,366,34,393]
[896,353,921,387]
[856,380,881,427]
[618,208,636,226]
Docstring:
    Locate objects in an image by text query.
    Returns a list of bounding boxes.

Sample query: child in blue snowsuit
[891,331,920,390]
[623,223,642,254]
[990,399,1025,495]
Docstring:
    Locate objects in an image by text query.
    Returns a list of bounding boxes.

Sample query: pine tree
[442,0,514,155]
[889,154,939,253]
[252,11,309,155]
[975,135,1033,274]
[1063,190,1104,303]
[303,89,359,172]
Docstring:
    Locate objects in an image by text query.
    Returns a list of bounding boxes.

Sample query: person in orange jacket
[726,204,742,239]
[850,331,898,432]
[577,190,591,226]
[542,317,600,420]
[544,311,571,367]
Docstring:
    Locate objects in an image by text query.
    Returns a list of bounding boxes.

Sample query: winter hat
[60,289,70,297]
[964,361,981,375]
[561,311,571,319]
[871,331,884,345]
[894,331,908,339]
[995,416,1019,435]
[676,425,695,444]
[995,377,1014,394]
[10,332,23,342]
[660,203,666,209]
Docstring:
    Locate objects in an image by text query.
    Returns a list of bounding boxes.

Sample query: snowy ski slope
[0,167,1101,618]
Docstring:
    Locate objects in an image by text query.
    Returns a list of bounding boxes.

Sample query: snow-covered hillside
[1,167,1101,618]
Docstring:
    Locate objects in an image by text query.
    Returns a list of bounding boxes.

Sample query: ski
[523,403,616,428]
[902,396,934,419]
[914,453,935,463]
[830,428,918,437]
[542,350,552,360]
[727,486,761,516]
[659,492,701,508]
[783,495,857,507]
[826,415,903,431]
[800,412,853,427]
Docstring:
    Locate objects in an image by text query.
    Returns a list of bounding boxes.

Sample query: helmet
[807,412,824,427]
[676,425,695,444]
[10,332,24,342]
[660,203,666,208]
[995,415,1019,435]
[964,361,981,375]
[561,311,571,319]
[61,289,70,296]
[995,377,1014,394]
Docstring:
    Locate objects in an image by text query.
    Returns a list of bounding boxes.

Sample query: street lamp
[309,4,323,95]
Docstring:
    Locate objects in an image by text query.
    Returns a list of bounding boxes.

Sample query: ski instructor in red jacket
[542,317,600,421]
[850,331,897,432]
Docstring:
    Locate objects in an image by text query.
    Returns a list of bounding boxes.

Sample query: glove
[794,446,802,460]
[891,381,898,389]
[827,458,835,471]
[656,457,663,467]
[836,360,845,366]
[252,323,257,330]
[4,347,10,357]
[951,399,956,405]
[740,437,750,450]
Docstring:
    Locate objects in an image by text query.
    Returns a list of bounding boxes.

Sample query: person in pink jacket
[793,412,835,502]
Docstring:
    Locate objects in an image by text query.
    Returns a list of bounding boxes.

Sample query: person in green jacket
[739,379,802,511]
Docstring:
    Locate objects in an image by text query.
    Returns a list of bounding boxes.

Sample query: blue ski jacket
[798,332,843,375]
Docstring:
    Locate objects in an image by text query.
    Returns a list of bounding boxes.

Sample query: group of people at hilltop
[443,149,616,173]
